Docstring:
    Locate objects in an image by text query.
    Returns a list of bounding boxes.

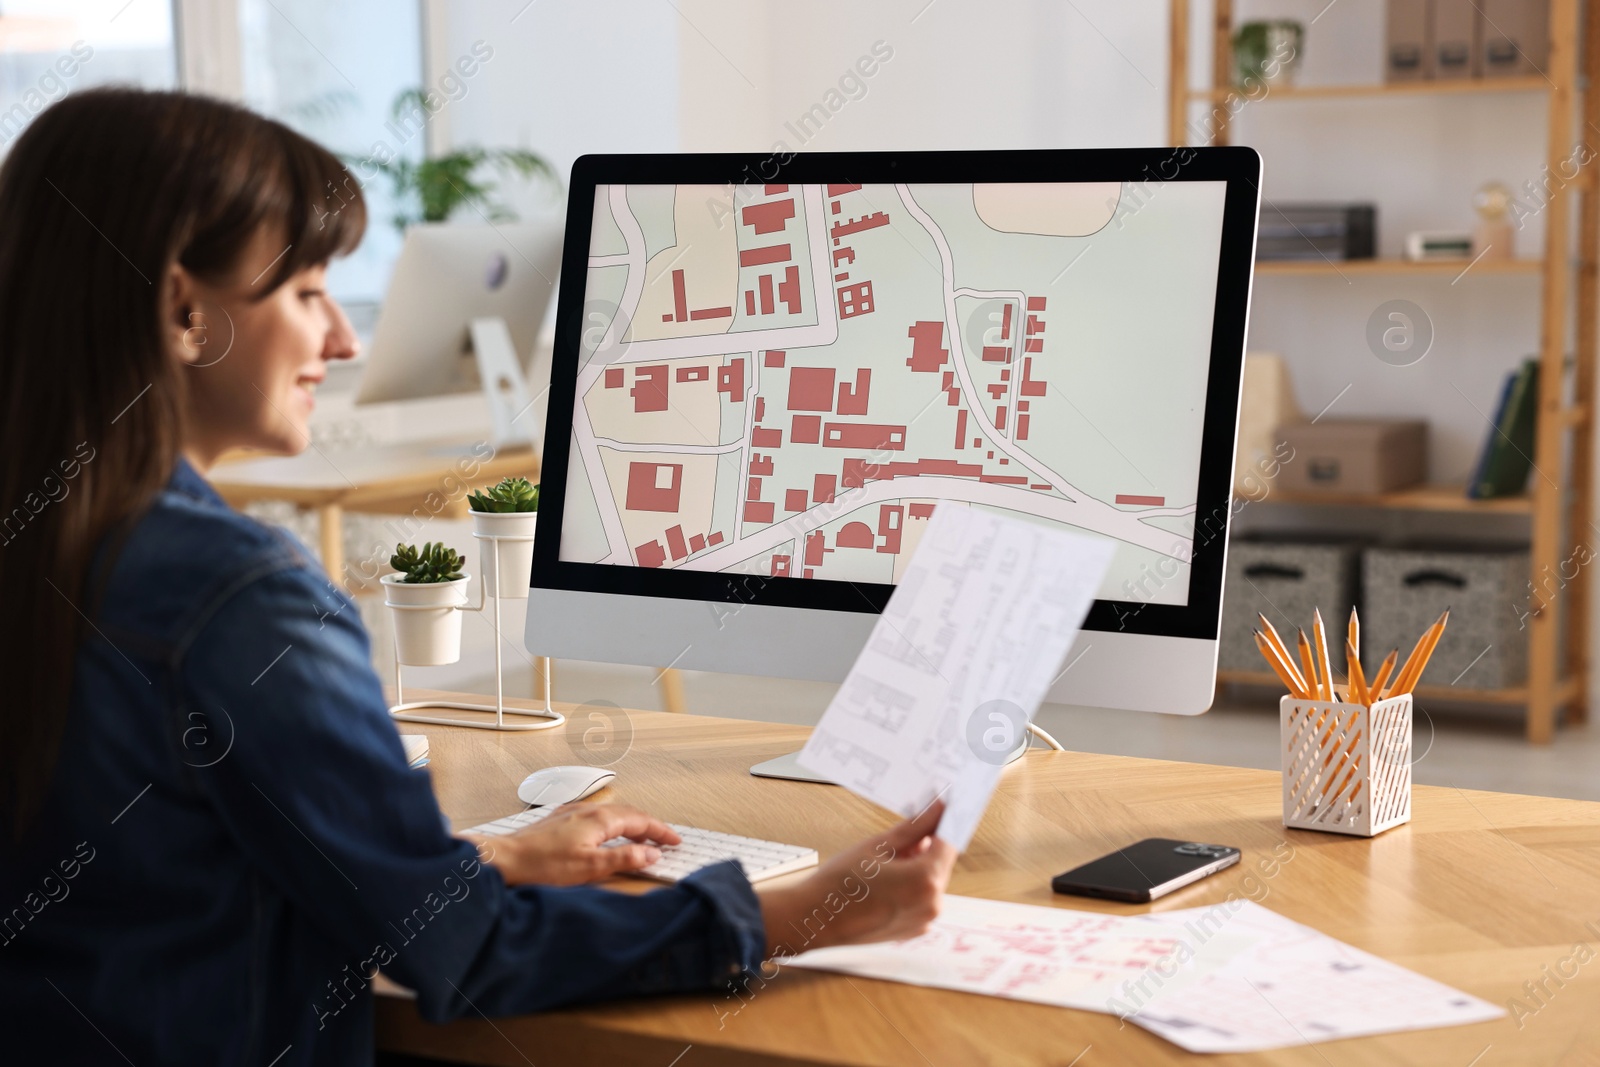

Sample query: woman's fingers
[591,842,663,876]
[923,836,958,875]
[582,804,682,847]
[882,797,945,851]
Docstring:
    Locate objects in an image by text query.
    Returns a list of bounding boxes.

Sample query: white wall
[672,0,1168,152]
[432,0,679,221]
[436,0,1174,162]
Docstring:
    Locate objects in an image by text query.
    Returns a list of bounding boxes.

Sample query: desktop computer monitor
[356,219,565,444]
[526,149,1260,716]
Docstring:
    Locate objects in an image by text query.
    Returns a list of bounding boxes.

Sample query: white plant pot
[471,510,537,600]
[382,573,470,666]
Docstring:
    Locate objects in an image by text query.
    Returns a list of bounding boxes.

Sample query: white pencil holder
[1280,694,1413,837]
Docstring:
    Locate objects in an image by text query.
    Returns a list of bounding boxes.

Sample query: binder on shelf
[1432,0,1481,79]
[1481,0,1549,78]
[1385,0,1433,83]
[1467,357,1538,500]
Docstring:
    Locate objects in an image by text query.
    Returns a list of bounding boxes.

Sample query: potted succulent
[468,476,539,599]
[382,542,470,665]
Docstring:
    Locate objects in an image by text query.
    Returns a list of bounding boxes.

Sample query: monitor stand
[750,731,1033,784]
[469,315,539,451]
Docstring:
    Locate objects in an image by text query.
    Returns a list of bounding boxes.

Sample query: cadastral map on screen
[561,179,1227,605]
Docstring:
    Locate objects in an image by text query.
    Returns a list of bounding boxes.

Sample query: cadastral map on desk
[795,504,1114,849]
[785,895,1503,1053]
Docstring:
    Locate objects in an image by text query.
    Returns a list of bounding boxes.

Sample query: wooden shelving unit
[1237,482,1535,514]
[1215,670,1584,709]
[1253,257,1544,277]
[1172,0,1599,741]
[1189,73,1550,101]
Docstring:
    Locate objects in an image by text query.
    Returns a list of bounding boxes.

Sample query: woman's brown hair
[0,89,366,835]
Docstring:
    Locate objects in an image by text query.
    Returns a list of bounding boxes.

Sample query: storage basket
[1362,544,1529,688]
[1221,538,1361,672]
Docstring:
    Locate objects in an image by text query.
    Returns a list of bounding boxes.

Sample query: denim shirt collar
[169,456,227,509]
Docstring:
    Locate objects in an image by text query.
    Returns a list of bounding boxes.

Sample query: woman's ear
[166,264,207,366]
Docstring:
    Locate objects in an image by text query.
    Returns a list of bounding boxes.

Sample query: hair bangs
[254,125,367,296]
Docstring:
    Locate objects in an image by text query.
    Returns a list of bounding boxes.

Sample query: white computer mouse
[516,765,616,807]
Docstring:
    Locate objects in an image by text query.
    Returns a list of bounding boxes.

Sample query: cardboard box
[1433,0,1481,78]
[1234,353,1302,497]
[1481,0,1549,78]
[1386,0,1434,82]
[1276,419,1428,494]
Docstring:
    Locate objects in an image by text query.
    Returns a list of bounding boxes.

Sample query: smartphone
[1051,839,1241,903]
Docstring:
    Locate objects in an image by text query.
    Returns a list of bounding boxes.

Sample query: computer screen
[560,178,1227,608]
[357,219,563,406]
[529,150,1257,703]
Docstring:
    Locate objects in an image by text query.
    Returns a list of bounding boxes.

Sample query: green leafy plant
[390,541,465,584]
[468,476,540,514]
[1232,19,1303,88]
[365,89,558,231]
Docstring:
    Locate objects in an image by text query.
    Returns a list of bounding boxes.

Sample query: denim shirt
[0,460,765,1065]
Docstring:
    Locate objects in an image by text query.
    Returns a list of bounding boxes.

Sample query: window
[0,0,176,154]
[239,0,422,306]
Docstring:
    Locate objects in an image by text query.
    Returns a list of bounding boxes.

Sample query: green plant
[468,476,539,514]
[365,89,558,231]
[390,541,465,584]
[1232,19,1303,88]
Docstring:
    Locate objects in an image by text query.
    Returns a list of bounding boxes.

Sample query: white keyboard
[466,806,819,884]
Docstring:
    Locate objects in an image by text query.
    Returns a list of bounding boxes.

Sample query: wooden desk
[377,691,1600,1065]
[210,437,538,586]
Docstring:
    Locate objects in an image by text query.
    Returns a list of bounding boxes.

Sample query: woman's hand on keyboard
[759,799,955,957]
[463,803,682,886]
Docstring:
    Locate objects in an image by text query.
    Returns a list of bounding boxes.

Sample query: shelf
[1215,670,1581,709]
[1173,0,1594,742]
[1255,257,1544,278]
[1190,75,1550,103]
[1238,483,1531,514]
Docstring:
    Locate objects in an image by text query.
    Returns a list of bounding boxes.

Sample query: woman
[0,90,954,1065]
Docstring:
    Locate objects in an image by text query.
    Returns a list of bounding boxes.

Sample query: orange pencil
[1257,613,1308,694]
[1348,607,1360,663]
[1411,609,1449,692]
[1383,619,1434,699]
[1316,707,1363,799]
[1296,628,1320,700]
[1369,648,1399,699]
[1330,761,1360,804]
[1392,610,1449,695]
[1255,631,1308,698]
[1312,608,1334,702]
[1346,639,1369,705]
